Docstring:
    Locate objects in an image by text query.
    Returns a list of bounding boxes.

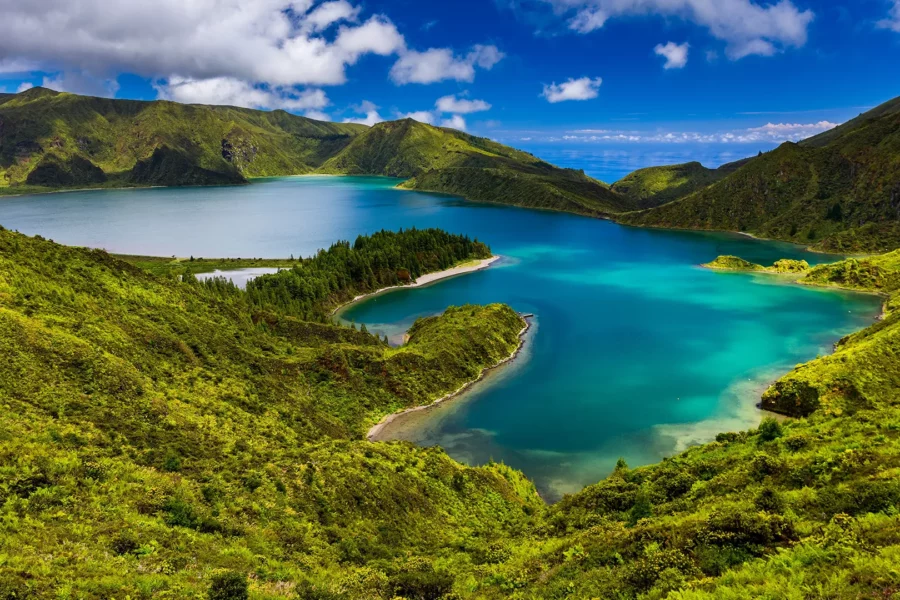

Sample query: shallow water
[0,176,882,501]
[195,267,282,289]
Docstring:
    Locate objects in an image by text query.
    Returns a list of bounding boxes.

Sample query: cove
[0,176,883,501]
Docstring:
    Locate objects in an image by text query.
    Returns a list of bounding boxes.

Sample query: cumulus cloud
[390,44,504,84]
[0,0,504,114]
[42,71,120,97]
[547,0,814,59]
[878,0,900,32]
[0,0,405,87]
[343,100,384,126]
[0,58,38,74]
[435,94,492,114]
[155,76,330,111]
[557,120,838,144]
[16,82,34,93]
[541,77,603,103]
[569,7,608,32]
[439,115,467,130]
[401,111,436,124]
[655,42,690,69]
[304,110,331,121]
[304,1,361,32]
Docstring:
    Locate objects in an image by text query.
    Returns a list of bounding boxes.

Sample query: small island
[702,255,810,273]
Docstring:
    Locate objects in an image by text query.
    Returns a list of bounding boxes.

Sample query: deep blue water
[0,176,881,500]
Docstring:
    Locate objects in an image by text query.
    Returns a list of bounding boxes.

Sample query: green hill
[0,87,366,190]
[0,89,630,216]
[618,96,900,252]
[4,226,900,597]
[321,118,631,215]
[610,161,730,209]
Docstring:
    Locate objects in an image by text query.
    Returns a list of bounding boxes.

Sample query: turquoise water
[0,177,882,500]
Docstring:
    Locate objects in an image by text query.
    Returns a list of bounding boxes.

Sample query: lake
[0,176,882,500]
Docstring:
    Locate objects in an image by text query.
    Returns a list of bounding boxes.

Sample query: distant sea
[519,142,779,184]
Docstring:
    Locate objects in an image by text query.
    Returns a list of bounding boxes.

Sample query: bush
[208,571,248,600]
[758,418,783,442]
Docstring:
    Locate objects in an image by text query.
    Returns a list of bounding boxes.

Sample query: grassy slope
[610,161,730,209]
[618,96,900,253]
[0,227,540,597]
[320,119,633,215]
[0,87,366,191]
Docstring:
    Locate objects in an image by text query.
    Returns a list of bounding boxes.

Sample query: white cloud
[401,111,436,124]
[878,0,900,32]
[435,94,491,114]
[343,100,383,125]
[16,82,34,93]
[569,7,608,32]
[541,76,602,103]
[439,115,467,130]
[155,76,329,111]
[654,42,689,69]
[390,44,504,84]
[42,71,120,97]
[0,58,38,74]
[546,0,814,59]
[304,1,360,32]
[0,1,407,88]
[304,110,331,121]
[555,120,839,144]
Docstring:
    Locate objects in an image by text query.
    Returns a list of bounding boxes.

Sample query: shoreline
[701,263,889,319]
[332,255,501,316]
[367,315,533,441]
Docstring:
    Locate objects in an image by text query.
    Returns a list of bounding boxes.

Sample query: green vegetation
[703,256,810,274]
[610,161,729,209]
[0,91,631,215]
[6,88,900,598]
[6,87,900,255]
[0,226,540,598]
[321,119,631,215]
[115,255,299,279]
[619,95,900,252]
[244,228,491,320]
[5,226,900,597]
[702,255,765,271]
[0,87,365,192]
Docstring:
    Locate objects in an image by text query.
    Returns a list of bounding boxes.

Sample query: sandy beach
[332,255,501,315]
[367,315,532,441]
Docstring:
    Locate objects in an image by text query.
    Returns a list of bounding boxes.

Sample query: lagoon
[0,176,882,500]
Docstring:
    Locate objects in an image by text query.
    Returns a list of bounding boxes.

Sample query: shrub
[208,571,248,600]
[758,418,783,442]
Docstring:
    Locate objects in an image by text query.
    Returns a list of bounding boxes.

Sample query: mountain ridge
[616,97,900,252]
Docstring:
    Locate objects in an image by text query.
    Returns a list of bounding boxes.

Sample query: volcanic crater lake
[0,176,883,500]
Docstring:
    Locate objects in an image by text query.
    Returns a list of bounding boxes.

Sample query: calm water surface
[0,177,882,500]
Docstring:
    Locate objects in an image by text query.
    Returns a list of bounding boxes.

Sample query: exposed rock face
[15,140,43,162]
[129,146,246,187]
[221,136,258,171]
[25,154,106,187]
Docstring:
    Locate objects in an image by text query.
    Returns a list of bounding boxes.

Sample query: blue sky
[1,0,899,179]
